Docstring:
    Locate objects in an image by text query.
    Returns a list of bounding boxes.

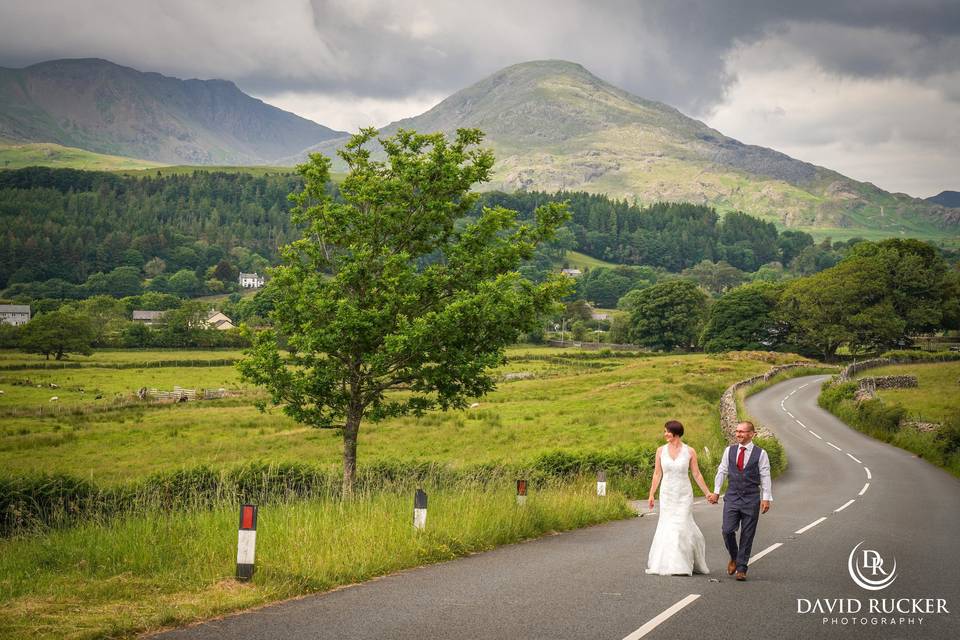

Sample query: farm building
[132,310,166,325]
[0,304,30,326]
[206,311,236,330]
[239,272,264,288]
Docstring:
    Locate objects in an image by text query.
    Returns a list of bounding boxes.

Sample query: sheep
[49,396,59,402]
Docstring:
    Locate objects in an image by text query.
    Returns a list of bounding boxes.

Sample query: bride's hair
[664,420,684,437]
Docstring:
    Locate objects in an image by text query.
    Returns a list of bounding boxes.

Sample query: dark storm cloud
[0,1,957,113]
[281,0,960,115]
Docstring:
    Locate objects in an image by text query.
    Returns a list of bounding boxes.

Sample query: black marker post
[413,488,428,530]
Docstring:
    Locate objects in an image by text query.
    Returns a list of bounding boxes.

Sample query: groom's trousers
[722,498,760,573]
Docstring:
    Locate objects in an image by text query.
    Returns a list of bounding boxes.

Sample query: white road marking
[846,453,862,464]
[827,442,842,451]
[795,517,828,534]
[864,467,872,480]
[834,499,856,512]
[622,594,701,640]
[748,542,783,565]
[795,420,806,428]
[797,383,810,390]
[809,431,823,439]
[859,483,870,496]
[787,411,795,418]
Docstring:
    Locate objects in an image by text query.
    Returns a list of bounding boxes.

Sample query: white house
[560,268,582,277]
[591,312,611,322]
[239,272,264,288]
[206,311,236,330]
[0,304,30,326]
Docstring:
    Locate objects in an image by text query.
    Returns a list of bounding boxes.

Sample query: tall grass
[2,449,659,537]
[0,480,633,640]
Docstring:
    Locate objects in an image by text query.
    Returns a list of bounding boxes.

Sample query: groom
[707,421,772,581]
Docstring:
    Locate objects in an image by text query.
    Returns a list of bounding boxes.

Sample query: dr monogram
[796,541,950,627]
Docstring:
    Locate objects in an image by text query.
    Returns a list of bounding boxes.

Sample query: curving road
[152,376,960,639]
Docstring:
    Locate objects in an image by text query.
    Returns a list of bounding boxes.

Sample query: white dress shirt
[713,441,773,502]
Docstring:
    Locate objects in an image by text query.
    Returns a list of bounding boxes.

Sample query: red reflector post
[237,504,258,581]
[240,504,256,530]
[516,479,527,505]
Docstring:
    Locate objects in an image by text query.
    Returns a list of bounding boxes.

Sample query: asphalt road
[151,376,960,639]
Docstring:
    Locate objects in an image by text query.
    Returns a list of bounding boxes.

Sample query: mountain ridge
[298,60,957,235]
[0,58,346,165]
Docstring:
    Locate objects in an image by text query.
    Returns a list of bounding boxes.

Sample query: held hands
[707,493,719,504]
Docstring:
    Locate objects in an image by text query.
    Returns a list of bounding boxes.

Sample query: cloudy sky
[1,0,959,197]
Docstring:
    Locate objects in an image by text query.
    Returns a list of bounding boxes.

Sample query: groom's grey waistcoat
[725,444,762,504]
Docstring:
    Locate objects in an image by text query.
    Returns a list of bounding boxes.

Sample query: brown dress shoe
[736,571,747,581]
[727,560,736,575]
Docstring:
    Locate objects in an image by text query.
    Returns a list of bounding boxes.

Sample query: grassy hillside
[0,142,164,171]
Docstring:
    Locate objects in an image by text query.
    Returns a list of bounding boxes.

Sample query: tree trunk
[342,407,361,498]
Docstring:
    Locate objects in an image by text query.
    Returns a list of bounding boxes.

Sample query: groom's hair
[664,420,684,437]
[738,421,756,432]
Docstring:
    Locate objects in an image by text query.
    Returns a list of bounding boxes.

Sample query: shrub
[935,411,960,456]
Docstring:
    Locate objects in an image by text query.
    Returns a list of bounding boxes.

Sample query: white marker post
[413,488,428,530]
[516,479,528,505]
[597,470,607,497]
[236,504,257,581]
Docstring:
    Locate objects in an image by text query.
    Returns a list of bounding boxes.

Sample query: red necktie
[737,446,746,471]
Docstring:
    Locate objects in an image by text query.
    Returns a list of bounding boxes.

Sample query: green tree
[238,128,569,494]
[779,239,956,358]
[84,266,143,298]
[168,269,201,298]
[19,310,95,360]
[576,267,635,307]
[681,259,745,296]
[626,279,708,351]
[64,295,128,347]
[700,282,785,352]
[213,259,239,283]
[144,256,167,278]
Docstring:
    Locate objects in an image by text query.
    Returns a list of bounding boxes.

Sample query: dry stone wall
[719,362,823,442]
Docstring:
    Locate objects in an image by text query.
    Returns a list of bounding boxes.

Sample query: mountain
[0,58,345,165]
[298,60,957,238]
[926,191,960,208]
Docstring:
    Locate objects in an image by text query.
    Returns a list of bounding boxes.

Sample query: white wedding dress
[645,445,710,575]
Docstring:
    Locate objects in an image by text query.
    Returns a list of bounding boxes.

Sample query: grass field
[0,348,787,485]
[854,361,960,425]
[558,250,617,271]
[0,346,805,638]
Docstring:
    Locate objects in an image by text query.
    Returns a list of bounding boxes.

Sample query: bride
[645,420,713,575]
